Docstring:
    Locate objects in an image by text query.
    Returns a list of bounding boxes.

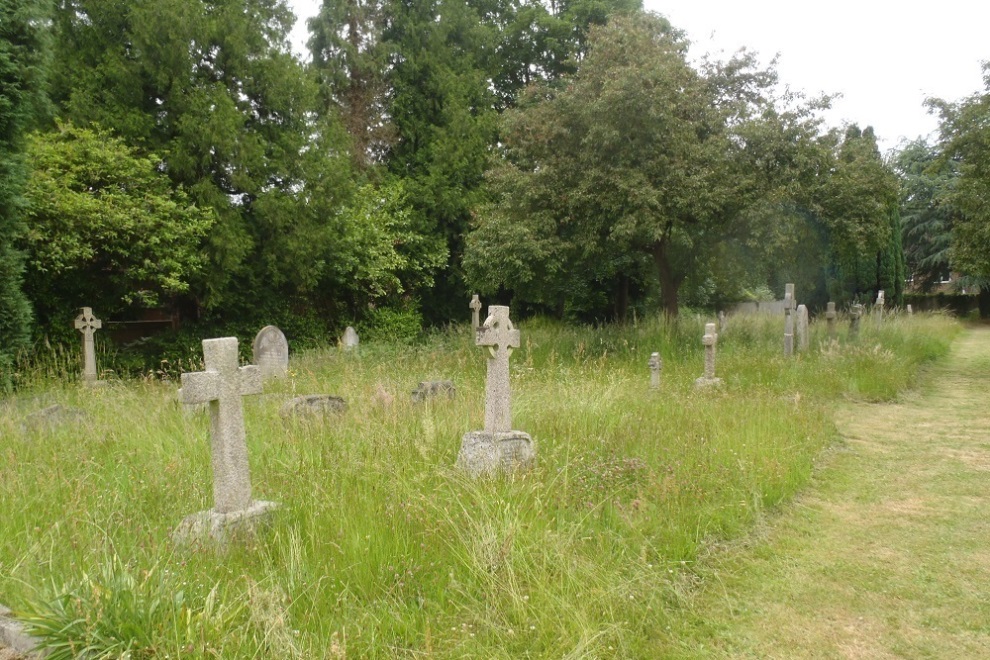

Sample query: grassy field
[0,311,959,658]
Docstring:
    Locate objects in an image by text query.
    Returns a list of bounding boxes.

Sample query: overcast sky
[286,0,990,153]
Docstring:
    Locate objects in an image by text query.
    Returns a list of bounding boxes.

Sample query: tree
[19,124,215,328]
[465,13,823,317]
[0,0,50,387]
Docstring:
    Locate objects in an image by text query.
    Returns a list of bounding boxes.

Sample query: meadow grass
[0,311,959,657]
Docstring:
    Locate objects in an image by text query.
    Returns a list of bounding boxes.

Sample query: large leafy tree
[0,0,50,387]
[20,124,215,327]
[465,13,824,317]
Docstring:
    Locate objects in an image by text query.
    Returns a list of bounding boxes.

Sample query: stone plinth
[172,500,279,544]
[456,430,535,477]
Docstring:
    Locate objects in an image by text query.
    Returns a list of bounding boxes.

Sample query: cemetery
[0,300,962,657]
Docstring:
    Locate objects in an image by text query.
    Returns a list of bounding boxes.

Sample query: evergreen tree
[0,0,50,388]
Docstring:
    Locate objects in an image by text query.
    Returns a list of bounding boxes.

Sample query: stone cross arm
[181,365,261,405]
[74,307,102,332]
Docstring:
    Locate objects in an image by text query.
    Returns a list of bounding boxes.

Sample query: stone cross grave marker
[476,305,520,433]
[797,304,809,352]
[876,290,885,320]
[469,294,482,330]
[849,303,863,340]
[907,304,913,316]
[74,307,102,385]
[648,352,662,390]
[825,301,837,342]
[783,284,795,357]
[252,325,288,380]
[718,310,727,334]
[695,322,723,388]
[180,337,263,513]
[458,305,534,476]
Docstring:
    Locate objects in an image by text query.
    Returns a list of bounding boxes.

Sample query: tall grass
[0,311,959,657]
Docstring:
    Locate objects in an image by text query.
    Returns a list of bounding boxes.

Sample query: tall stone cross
[796,304,810,351]
[74,307,102,384]
[648,352,662,390]
[849,303,863,340]
[825,301,837,341]
[783,285,795,357]
[180,337,262,514]
[476,305,520,433]
[702,323,717,379]
[469,294,482,330]
[876,290,885,320]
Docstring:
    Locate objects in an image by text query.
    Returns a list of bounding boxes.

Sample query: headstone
[342,326,359,350]
[825,302,837,342]
[279,394,347,419]
[648,352,662,390]
[174,337,276,543]
[717,310,727,334]
[457,305,534,476]
[783,285,795,357]
[906,304,913,316]
[469,294,482,330]
[74,307,103,385]
[876,290,885,320]
[252,326,288,380]
[849,304,863,341]
[796,304,809,352]
[411,380,456,403]
[695,323,723,388]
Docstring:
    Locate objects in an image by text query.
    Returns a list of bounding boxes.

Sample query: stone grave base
[172,500,279,545]
[694,376,724,389]
[457,430,535,477]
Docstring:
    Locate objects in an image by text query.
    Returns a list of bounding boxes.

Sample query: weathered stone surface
[476,305,520,434]
[279,394,347,418]
[849,303,864,340]
[21,404,88,434]
[456,430,534,477]
[179,337,263,514]
[825,302,837,342]
[411,380,455,403]
[469,294,482,330]
[172,500,279,544]
[796,304,809,352]
[74,306,102,385]
[876,290,885,320]
[717,310,727,333]
[907,304,913,316]
[0,603,42,657]
[252,326,288,380]
[648,352,662,390]
[783,284,795,357]
[695,322,723,388]
[342,326,359,350]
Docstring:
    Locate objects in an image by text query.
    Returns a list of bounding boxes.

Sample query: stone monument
[174,337,276,542]
[907,304,913,316]
[876,290,885,320]
[648,352,662,390]
[342,326,359,351]
[252,325,289,380]
[457,305,534,476]
[469,294,482,331]
[74,307,103,385]
[825,302,837,342]
[717,310,727,334]
[783,284,795,357]
[849,303,863,341]
[695,323,723,388]
[796,304,809,352]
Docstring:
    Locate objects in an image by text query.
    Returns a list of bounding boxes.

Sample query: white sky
[286,0,990,153]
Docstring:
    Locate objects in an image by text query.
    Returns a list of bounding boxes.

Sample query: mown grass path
[673,326,990,658]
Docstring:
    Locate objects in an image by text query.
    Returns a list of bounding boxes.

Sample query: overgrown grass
[0,311,959,657]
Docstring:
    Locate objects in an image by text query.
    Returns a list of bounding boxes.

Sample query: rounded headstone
[252,326,289,379]
[342,326,359,350]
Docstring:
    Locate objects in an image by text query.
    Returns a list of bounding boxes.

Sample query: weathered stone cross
[783,284,795,357]
[74,307,102,384]
[180,337,262,514]
[476,305,520,433]
[469,294,482,330]
[648,352,662,390]
[702,323,717,379]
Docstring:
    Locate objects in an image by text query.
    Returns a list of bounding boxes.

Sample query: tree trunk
[652,241,681,317]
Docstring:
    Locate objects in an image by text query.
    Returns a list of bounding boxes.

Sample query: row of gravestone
[172,303,534,544]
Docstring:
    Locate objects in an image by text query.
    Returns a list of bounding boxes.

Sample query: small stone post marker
[783,284,795,357]
[875,290,885,320]
[796,304,809,352]
[849,304,863,341]
[648,352,662,390]
[175,337,276,541]
[469,294,482,330]
[74,307,103,385]
[907,304,913,316]
[825,302,837,342]
[457,305,534,476]
[695,323,723,388]
[718,310,727,333]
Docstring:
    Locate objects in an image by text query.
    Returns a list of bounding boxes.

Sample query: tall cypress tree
[0,0,50,389]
